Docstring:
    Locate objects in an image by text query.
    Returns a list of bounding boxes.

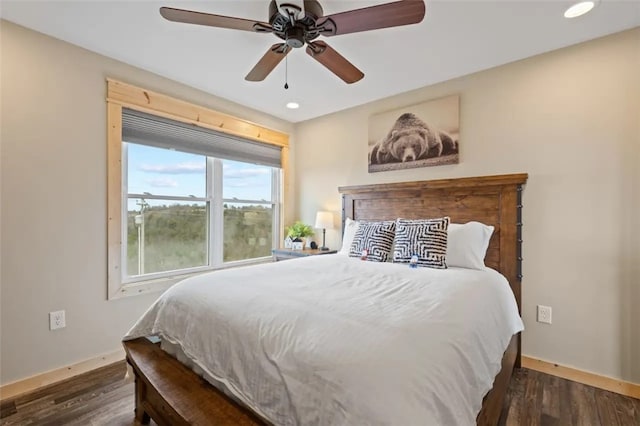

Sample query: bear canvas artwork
[368,95,459,172]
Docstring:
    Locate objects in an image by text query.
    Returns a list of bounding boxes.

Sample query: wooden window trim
[106,79,290,300]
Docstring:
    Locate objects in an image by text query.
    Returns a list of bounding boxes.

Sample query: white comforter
[124,254,523,426]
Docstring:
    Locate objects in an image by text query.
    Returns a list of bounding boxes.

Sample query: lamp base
[320,229,329,252]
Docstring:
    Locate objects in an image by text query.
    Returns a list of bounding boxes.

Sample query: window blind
[122,108,281,168]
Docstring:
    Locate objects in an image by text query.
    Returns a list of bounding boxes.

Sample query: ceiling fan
[159,0,426,84]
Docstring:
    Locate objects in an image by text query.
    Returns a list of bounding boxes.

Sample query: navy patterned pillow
[348,220,396,262]
[393,217,450,268]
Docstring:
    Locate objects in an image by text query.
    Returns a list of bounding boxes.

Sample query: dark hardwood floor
[502,369,638,426]
[1,362,638,425]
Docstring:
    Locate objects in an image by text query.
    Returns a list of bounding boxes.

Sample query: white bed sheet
[124,254,523,426]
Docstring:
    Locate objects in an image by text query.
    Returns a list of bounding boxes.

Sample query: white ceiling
[2,1,639,123]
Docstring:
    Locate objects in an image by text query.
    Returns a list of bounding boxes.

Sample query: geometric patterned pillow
[348,220,396,262]
[393,217,450,268]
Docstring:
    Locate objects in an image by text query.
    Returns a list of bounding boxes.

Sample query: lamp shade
[314,211,334,229]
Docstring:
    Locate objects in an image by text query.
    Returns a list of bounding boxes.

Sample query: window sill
[109,257,273,300]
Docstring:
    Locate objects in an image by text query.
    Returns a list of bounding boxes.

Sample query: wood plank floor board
[37,380,132,426]
[1,363,128,426]
[52,368,125,406]
[0,402,16,420]
[596,390,622,425]
[528,368,545,426]
[570,379,599,425]
[4,395,55,426]
[503,367,525,426]
[558,377,575,426]
[1,361,638,425]
[541,374,559,420]
[613,390,640,425]
[48,384,134,426]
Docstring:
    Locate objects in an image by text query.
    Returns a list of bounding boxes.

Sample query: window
[122,117,281,283]
[125,145,209,278]
[106,79,289,299]
[222,159,277,262]
[123,143,280,282]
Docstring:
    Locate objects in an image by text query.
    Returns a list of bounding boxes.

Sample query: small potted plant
[285,221,314,249]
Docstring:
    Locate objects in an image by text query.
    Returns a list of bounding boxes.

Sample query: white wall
[294,28,640,383]
[0,21,294,385]
[1,19,638,387]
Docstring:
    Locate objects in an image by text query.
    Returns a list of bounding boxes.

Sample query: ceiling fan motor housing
[269,0,324,47]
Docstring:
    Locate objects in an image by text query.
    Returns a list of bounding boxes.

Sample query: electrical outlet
[49,310,66,330]
[537,305,552,324]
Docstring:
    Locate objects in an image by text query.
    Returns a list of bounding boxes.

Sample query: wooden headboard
[338,173,528,315]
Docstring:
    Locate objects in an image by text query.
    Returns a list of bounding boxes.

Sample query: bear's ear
[378,137,390,152]
[416,129,428,140]
[390,130,398,140]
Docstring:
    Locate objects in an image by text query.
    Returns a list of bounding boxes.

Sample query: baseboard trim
[3,351,637,402]
[0,348,125,401]
[522,356,640,399]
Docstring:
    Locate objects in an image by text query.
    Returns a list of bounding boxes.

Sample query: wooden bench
[123,338,266,426]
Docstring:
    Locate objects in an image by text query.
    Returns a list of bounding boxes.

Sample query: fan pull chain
[284,54,289,90]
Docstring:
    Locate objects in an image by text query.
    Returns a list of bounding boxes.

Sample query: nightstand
[272,248,338,261]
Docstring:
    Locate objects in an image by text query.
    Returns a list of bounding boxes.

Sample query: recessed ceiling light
[286,102,300,109]
[564,1,596,18]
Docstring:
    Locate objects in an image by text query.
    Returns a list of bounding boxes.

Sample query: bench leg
[134,375,151,424]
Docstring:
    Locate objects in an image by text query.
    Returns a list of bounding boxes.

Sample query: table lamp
[314,211,334,251]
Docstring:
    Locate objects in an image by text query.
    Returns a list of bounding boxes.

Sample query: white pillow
[338,217,360,255]
[446,221,494,270]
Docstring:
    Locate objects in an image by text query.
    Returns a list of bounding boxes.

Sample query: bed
[123,173,528,426]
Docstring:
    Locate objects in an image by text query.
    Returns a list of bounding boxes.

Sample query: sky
[126,143,273,211]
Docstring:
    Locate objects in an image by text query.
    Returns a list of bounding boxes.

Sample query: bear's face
[388,129,428,163]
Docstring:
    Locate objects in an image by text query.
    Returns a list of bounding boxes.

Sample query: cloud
[145,177,178,188]
[224,168,270,179]
[139,162,205,174]
[225,182,251,188]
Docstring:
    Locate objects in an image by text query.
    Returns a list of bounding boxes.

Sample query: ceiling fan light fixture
[564,1,596,18]
[286,102,300,109]
[285,26,306,48]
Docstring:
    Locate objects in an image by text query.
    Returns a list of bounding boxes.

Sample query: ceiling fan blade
[306,41,364,84]
[245,44,292,82]
[160,7,271,32]
[318,0,425,37]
